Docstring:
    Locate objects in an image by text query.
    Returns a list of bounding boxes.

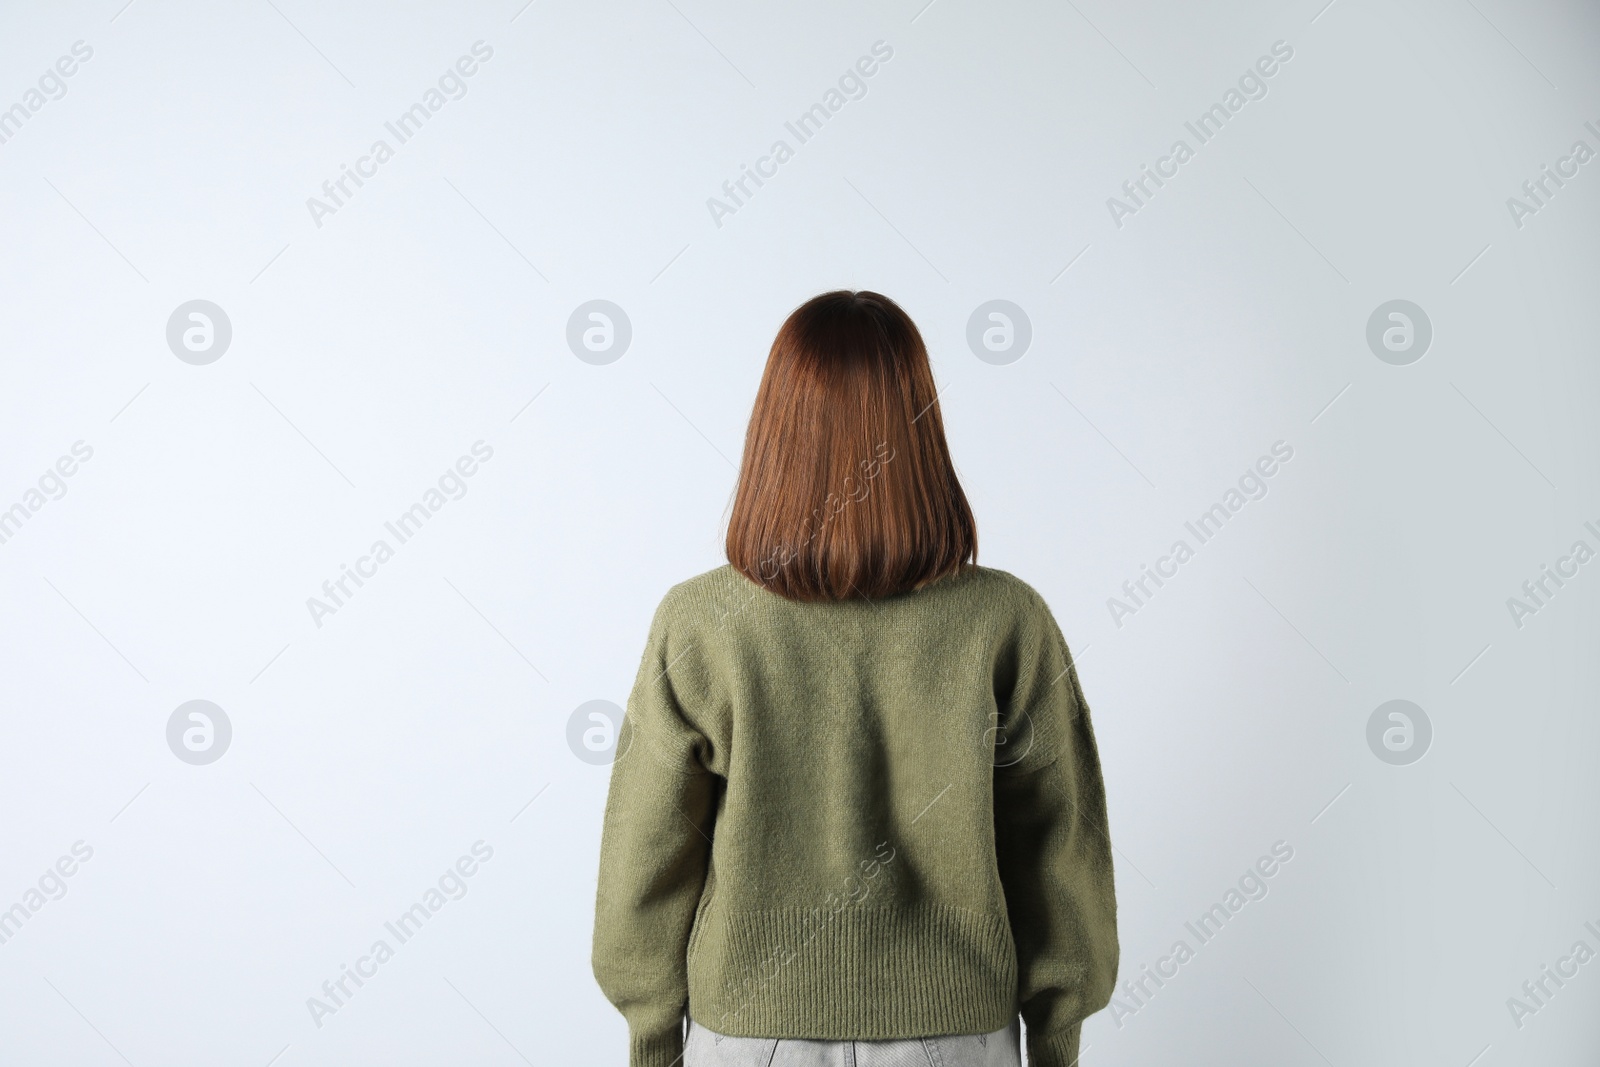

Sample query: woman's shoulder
[944,563,1051,610]
[648,561,1054,629]
[648,564,762,629]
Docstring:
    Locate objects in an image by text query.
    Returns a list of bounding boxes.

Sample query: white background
[1,0,1597,1064]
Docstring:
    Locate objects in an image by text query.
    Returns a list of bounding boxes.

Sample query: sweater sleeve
[592,595,718,1067]
[993,596,1119,1067]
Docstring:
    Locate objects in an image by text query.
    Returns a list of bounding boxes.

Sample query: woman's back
[594,562,1117,1065]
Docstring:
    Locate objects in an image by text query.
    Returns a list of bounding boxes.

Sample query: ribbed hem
[688,901,1017,1039]
[629,1026,683,1067]
[1026,1022,1082,1067]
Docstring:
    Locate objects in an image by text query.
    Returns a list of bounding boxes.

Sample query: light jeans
[684,1017,1021,1067]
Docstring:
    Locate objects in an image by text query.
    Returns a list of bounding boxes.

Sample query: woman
[592,291,1118,1067]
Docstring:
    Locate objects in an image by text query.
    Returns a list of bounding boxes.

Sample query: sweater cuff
[1027,1021,1082,1067]
[629,1025,683,1067]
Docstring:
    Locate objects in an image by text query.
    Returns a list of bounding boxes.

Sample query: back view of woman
[592,291,1119,1067]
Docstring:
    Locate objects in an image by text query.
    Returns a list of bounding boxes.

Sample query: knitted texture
[592,564,1118,1066]
[1028,1021,1084,1067]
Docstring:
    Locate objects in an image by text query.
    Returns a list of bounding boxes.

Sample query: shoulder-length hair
[725,290,977,602]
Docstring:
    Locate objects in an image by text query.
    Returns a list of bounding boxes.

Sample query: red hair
[725,290,977,601]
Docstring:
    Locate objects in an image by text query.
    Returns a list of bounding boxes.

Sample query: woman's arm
[993,597,1119,1067]
[592,598,717,1067]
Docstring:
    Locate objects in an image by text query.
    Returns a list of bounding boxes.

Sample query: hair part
[725,290,977,601]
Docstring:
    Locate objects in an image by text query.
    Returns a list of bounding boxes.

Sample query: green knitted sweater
[591,563,1118,1067]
